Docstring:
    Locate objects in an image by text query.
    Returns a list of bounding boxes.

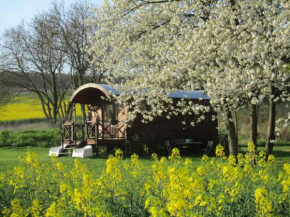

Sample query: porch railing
[61,122,74,149]
[96,120,125,140]
[61,120,125,148]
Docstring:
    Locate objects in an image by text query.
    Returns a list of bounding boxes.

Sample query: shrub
[0,131,13,147]
[130,134,147,156]
[0,129,61,147]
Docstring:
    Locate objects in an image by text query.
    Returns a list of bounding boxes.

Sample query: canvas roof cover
[70,83,210,104]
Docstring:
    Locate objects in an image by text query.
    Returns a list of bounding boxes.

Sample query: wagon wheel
[87,104,99,112]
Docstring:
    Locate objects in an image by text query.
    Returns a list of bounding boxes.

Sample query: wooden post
[61,124,64,150]
[71,123,75,146]
[96,120,99,139]
[125,122,128,157]
[125,140,129,157]
[85,121,88,140]
[102,104,105,140]
[73,104,76,146]
[73,104,76,124]
[95,121,98,156]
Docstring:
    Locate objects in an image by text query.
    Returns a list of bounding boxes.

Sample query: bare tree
[0,72,18,109]
[49,1,104,121]
[0,14,72,123]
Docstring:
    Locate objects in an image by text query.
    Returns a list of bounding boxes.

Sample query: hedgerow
[0,129,61,147]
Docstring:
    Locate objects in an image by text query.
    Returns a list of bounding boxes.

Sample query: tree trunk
[250,103,258,151]
[51,72,58,124]
[47,101,53,122]
[58,102,64,119]
[81,104,86,122]
[64,101,73,123]
[226,111,238,156]
[76,70,86,121]
[234,110,238,139]
[265,85,276,159]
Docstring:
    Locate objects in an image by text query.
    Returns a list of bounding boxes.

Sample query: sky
[0,0,103,35]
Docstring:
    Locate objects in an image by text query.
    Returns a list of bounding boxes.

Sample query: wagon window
[103,102,118,123]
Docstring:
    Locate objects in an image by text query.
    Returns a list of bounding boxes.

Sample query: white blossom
[88,0,290,124]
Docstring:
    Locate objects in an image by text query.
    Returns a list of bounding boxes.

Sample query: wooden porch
[60,119,127,155]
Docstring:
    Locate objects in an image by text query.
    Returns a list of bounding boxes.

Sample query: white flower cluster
[89,0,290,123]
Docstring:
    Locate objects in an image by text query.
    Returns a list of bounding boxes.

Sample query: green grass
[0,147,203,177]
[0,147,107,178]
[1,146,289,178]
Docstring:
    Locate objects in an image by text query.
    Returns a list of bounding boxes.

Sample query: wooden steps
[87,139,96,145]
[58,151,71,156]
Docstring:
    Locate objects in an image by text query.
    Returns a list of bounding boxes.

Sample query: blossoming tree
[89,0,290,156]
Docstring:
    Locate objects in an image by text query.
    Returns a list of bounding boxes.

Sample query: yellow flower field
[0,95,81,121]
[0,143,289,216]
[0,98,46,121]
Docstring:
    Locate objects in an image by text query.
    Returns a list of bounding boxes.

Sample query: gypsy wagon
[57,83,218,156]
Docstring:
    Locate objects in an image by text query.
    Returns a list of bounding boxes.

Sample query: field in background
[0,92,82,122]
[0,95,45,121]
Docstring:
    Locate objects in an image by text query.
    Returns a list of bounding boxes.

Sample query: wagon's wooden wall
[128,114,217,143]
[86,98,218,143]
[127,99,218,143]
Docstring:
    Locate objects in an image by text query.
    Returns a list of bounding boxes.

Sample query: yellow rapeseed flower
[284,164,290,175]
[215,144,225,158]
[45,202,60,217]
[255,188,273,216]
[115,148,123,159]
[151,153,158,161]
[11,199,25,216]
[32,200,43,217]
[248,141,256,153]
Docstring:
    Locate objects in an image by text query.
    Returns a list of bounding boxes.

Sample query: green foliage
[131,131,172,155]
[0,129,61,148]
[130,134,147,156]
[0,131,13,147]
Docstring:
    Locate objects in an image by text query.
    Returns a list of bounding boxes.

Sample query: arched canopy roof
[169,90,210,100]
[70,83,210,104]
[70,83,119,104]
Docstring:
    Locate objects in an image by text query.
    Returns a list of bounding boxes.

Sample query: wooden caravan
[61,83,127,154]
[61,83,218,154]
